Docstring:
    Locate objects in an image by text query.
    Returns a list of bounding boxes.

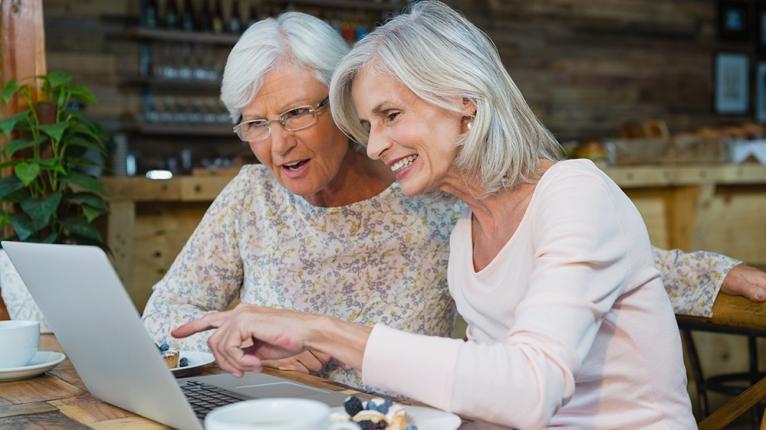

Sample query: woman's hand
[172,304,321,376]
[172,304,372,377]
[721,264,766,302]
[262,350,332,374]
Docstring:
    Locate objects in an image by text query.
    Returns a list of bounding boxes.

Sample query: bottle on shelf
[141,0,159,28]
[212,0,225,34]
[164,0,180,29]
[200,0,214,32]
[181,0,197,31]
[228,0,243,34]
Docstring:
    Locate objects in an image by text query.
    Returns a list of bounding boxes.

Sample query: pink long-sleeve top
[362,160,695,429]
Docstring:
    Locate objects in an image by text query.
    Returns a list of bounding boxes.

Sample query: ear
[461,97,477,117]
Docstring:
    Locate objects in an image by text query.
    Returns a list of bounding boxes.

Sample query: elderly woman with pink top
[174,2,697,427]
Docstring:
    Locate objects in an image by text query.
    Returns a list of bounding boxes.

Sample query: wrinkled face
[240,63,350,200]
[351,67,466,196]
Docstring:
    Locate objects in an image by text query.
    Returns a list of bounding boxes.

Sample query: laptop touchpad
[236,382,332,398]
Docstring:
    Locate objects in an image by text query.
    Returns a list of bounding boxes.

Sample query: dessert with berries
[155,341,189,369]
[331,396,418,430]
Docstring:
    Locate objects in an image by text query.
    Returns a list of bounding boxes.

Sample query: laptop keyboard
[180,380,249,420]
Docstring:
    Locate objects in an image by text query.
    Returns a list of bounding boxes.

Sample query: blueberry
[156,341,170,353]
[344,396,364,417]
[179,357,189,367]
[377,399,392,414]
[357,420,374,430]
[405,426,418,430]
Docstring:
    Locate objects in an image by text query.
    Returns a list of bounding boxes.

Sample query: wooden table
[0,335,372,429]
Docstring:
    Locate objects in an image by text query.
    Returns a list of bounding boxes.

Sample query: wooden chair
[681,291,766,429]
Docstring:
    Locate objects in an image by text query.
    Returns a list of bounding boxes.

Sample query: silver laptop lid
[2,241,202,430]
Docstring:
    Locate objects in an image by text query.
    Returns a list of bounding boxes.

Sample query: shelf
[129,27,239,45]
[120,76,221,91]
[271,0,406,11]
[120,120,235,137]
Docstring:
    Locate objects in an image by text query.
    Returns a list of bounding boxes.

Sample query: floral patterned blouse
[141,164,461,386]
[1,164,742,386]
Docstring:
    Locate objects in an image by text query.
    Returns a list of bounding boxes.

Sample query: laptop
[2,241,348,430]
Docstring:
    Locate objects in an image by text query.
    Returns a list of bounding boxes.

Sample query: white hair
[330,1,562,193]
[221,12,349,123]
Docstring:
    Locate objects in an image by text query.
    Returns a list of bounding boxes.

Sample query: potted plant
[0,72,108,325]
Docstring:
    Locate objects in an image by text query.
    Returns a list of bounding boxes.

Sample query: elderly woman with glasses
[173,2,696,428]
[139,7,766,393]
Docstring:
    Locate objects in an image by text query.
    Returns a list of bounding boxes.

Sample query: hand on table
[172,304,319,377]
[721,264,766,302]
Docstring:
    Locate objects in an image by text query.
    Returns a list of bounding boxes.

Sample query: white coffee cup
[204,398,361,430]
[0,320,40,368]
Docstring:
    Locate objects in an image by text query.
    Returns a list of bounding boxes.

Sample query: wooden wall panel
[40,0,735,141]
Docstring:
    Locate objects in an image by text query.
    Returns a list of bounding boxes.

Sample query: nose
[365,127,389,161]
[270,124,296,156]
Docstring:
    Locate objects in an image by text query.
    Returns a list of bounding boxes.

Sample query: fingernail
[756,290,766,300]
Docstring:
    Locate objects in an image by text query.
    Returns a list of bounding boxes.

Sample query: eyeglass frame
[233,96,330,143]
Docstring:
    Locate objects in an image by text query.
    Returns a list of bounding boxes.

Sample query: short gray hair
[221,12,349,123]
[330,1,562,193]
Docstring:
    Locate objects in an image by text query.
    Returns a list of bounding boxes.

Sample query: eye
[385,111,400,122]
[284,107,311,118]
[243,120,267,131]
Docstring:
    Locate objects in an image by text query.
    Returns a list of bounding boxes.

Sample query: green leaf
[14,162,41,186]
[40,122,69,145]
[2,79,19,104]
[63,136,103,152]
[0,175,24,200]
[37,158,67,175]
[2,188,30,203]
[9,213,35,241]
[20,192,62,231]
[71,123,102,143]
[61,218,103,243]
[68,84,96,104]
[6,136,39,157]
[0,111,29,137]
[82,205,104,222]
[61,171,106,195]
[67,192,107,211]
[67,157,101,169]
[0,160,19,169]
[0,212,9,229]
[46,72,73,89]
[42,231,58,243]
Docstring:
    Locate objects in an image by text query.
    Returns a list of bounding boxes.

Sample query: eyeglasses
[233,96,330,142]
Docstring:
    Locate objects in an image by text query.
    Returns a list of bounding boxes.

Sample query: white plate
[0,351,66,382]
[332,404,461,430]
[170,351,215,376]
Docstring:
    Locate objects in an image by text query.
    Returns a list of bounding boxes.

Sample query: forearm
[306,315,372,370]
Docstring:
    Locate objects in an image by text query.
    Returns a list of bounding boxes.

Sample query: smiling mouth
[282,159,309,170]
[391,155,418,173]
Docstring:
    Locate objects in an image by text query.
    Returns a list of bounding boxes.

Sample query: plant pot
[0,249,50,332]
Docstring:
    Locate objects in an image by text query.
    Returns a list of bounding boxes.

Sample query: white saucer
[331,404,461,430]
[0,351,66,382]
[170,351,215,377]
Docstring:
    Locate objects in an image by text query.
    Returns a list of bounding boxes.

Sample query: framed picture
[757,62,766,122]
[718,0,751,41]
[715,52,750,115]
